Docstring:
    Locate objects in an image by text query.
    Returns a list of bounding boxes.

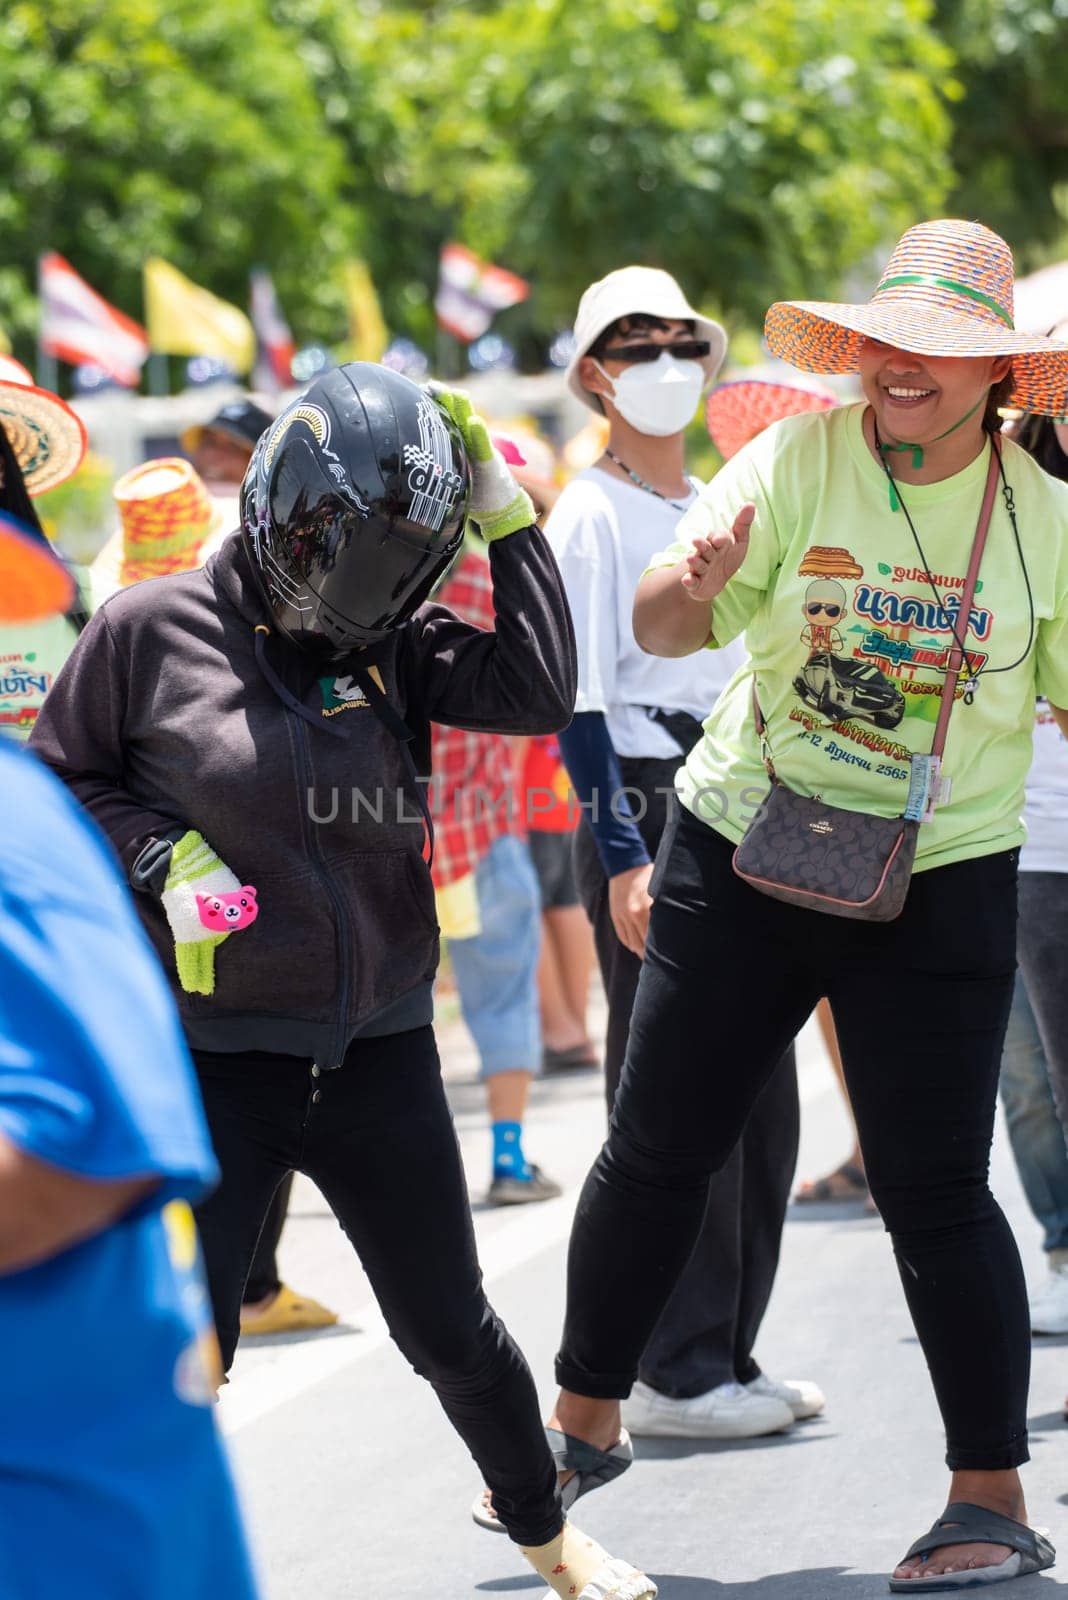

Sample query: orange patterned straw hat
[705,379,837,460]
[764,219,1068,417]
[111,458,223,588]
[0,373,87,495]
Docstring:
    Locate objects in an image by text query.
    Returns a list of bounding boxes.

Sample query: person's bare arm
[1050,705,1068,741]
[633,504,756,658]
[0,1133,156,1275]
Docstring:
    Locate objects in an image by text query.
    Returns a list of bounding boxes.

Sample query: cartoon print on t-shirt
[791,546,906,731]
[790,540,996,745]
[801,579,847,657]
[851,560,991,728]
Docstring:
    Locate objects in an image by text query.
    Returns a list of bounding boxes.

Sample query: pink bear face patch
[196,887,258,931]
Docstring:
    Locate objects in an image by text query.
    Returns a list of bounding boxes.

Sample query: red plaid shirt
[430,548,518,887]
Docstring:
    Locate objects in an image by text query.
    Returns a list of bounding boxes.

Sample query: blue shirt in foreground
[0,740,259,1600]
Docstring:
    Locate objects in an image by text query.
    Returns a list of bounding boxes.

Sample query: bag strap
[929,437,1000,759]
[638,705,707,757]
[753,436,1002,780]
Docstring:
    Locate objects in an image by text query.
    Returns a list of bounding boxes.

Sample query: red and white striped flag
[38,252,148,387]
[249,267,296,390]
[434,243,528,343]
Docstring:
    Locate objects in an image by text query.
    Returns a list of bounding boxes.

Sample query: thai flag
[434,243,528,343]
[250,267,296,390]
[38,252,148,387]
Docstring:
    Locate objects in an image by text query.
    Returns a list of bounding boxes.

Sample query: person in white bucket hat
[566,265,727,419]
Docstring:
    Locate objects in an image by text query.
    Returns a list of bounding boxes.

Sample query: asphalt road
[218,1003,1068,1600]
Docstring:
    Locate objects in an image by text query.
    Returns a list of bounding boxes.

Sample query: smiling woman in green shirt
[545,222,1068,1595]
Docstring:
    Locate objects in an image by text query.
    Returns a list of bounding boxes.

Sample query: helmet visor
[304,499,463,641]
[267,439,463,646]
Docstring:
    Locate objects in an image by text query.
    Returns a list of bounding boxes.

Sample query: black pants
[193,1028,561,1546]
[243,1170,291,1303]
[572,761,799,1395]
[1016,872,1068,1134]
[559,804,1028,1471]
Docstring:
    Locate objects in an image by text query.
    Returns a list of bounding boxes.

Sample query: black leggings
[242,1170,291,1303]
[193,1027,561,1546]
[557,803,1029,1472]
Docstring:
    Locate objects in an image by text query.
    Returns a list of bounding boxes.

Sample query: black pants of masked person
[572,758,799,1397]
[559,805,1029,1469]
[192,1028,561,1546]
[1016,872,1068,1134]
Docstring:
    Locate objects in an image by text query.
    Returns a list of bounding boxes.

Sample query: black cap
[181,398,274,457]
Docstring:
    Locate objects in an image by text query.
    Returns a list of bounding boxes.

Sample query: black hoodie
[29,528,576,1066]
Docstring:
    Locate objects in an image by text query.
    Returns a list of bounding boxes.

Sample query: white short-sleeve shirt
[546,467,746,759]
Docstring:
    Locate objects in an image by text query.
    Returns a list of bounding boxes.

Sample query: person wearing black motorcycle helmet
[241,363,471,654]
[29,361,656,1600]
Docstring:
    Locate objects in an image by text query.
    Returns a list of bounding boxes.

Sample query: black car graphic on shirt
[793,651,906,730]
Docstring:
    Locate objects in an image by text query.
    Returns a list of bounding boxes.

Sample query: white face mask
[593,351,705,437]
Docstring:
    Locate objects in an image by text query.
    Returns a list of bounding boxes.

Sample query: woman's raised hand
[680,503,756,602]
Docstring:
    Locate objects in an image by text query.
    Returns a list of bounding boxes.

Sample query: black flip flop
[888,1501,1055,1591]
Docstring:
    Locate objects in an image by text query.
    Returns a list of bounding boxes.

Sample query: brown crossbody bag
[731,443,1000,921]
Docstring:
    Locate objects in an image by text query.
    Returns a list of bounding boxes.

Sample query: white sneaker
[620,1378,794,1439]
[1030,1262,1068,1334]
[746,1372,826,1420]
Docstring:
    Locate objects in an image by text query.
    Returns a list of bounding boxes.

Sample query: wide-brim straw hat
[0,373,88,495]
[566,266,727,412]
[706,378,837,460]
[0,512,75,622]
[764,219,1068,417]
[90,457,226,610]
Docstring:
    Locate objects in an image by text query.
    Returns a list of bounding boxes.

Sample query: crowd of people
[3,212,1068,1599]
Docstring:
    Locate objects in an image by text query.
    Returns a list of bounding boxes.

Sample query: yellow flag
[344,259,388,363]
[143,257,255,374]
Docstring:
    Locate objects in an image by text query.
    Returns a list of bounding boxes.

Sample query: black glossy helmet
[241,362,469,652]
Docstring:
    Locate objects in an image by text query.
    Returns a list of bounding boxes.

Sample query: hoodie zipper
[292,713,352,1070]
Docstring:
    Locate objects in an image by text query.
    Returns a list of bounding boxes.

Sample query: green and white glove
[160,831,259,996]
[427,384,535,542]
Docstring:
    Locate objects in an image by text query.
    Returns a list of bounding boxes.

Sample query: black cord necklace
[603,449,693,511]
[873,420,1035,698]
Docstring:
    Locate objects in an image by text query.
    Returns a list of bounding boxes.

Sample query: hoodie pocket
[173,861,340,1020]
[332,846,440,1020]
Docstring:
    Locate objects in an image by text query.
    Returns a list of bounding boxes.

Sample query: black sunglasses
[599,339,711,365]
[806,602,842,619]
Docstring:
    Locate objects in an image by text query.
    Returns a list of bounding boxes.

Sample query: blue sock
[492,1120,532,1182]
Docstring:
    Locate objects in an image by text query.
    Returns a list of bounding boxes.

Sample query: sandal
[793,1160,869,1205]
[888,1501,1055,1591]
[471,1427,634,1533]
[543,1043,601,1072]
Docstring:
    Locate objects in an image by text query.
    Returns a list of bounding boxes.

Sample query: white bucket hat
[566,266,728,412]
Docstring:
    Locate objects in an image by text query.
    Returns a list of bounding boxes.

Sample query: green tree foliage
[935,0,1068,265]
[367,0,954,332]
[0,0,959,365]
[0,0,360,353]
[265,0,456,352]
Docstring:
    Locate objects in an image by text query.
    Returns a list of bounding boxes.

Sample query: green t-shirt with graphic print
[646,402,1068,872]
